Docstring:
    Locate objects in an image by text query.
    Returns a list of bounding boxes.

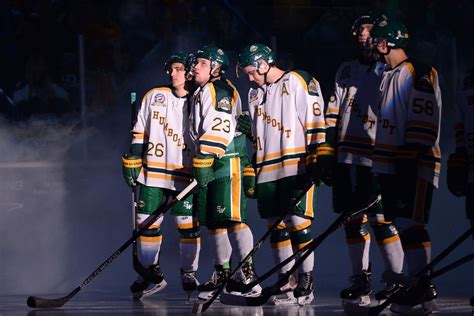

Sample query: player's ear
[257,60,269,74]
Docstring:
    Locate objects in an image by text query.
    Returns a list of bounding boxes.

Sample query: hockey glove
[122,153,142,187]
[306,151,319,182]
[447,149,468,197]
[311,143,336,186]
[236,112,253,140]
[192,154,215,187]
[243,165,256,198]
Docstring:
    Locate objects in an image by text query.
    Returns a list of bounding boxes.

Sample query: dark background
[0,0,472,301]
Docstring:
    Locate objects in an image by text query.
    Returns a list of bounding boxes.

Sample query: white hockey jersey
[132,86,194,191]
[372,61,442,188]
[454,68,474,183]
[190,78,243,159]
[325,59,386,167]
[248,70,325,184]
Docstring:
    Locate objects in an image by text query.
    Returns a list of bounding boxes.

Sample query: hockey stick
[129,92,151,280]
[219,194,382,307]
[192,180,316,314]
[26,179,198,309]
[353,225,474,316]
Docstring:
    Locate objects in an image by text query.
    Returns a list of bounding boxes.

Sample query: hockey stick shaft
[193,180,315,313]
[27,179,197,309]
[370,225,474,315]
[429,252,474,280]
[245,195,381,294]
[218,195,382,307]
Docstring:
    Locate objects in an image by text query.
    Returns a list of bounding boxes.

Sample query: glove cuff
[316,143,335,157]
[122,154,142,168]
[193,156,215,168]
[243,165,256,177]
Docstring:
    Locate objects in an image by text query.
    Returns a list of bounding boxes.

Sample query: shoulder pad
[291,70,320,96]
[212,80,234,114]
[410,61,435,93]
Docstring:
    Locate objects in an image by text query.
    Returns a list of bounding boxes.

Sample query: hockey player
[447,67,474,308]
[189,46,260,300]
[236,43,326,305]
[370,17,442,314]
[122,53,201,299]
[324,13,405,308]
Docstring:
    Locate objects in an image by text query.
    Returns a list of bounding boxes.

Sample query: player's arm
[325,65,346,148]
[122,91,151,187]
[193,85,234,187]
[404,65,440,152]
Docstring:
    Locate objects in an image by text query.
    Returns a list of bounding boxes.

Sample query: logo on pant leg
[216,205,226,214]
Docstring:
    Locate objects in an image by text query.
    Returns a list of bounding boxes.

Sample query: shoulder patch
[249,89,259,103]
[411,62,435,93]
[217,96,232,113]
[151,92,167,107]
[308,78,320,96]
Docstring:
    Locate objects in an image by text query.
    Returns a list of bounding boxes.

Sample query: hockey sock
[268,219,294,273]
[137,213,164,267]
[369,214,404,274]
[208,227,232,266]
[286,215,314,273]
[344,215,370,274]
[176,215,201,272]
[399,223,431,277]
[227,223,254,261]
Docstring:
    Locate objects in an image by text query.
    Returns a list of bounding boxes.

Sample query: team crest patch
[152,93,166,106]
[249,45,258,52]
[217,97,231,112]
[308,79,319,95]
[249,89,258,102]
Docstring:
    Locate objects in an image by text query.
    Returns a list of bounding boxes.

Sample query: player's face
[193,58,211,86]
[358,23,373,48]
[243,65,265,87]
[169,62,186,88]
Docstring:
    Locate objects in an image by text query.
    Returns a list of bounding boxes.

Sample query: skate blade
[342,303,371,316]
[133,280,168,300]
[342,295,371,308]
[198,291,219,301]
[271,292,298,306]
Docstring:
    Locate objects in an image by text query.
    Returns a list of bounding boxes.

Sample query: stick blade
[27,296,66,309]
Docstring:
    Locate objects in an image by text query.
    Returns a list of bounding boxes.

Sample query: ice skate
[130,263,167,300]
[197,265,230,301]
[273,272,314,306]
[181,269,199,300]
[341,269,372,309]
[226,261,262,297]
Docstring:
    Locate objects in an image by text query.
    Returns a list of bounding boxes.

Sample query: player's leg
[172,193,201,296]
[275,175,317,306]
[333,164,371,306]
[131,185,167,299]
[196,178,232,300]
[381,175,438,314]
[257,180,296,292]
